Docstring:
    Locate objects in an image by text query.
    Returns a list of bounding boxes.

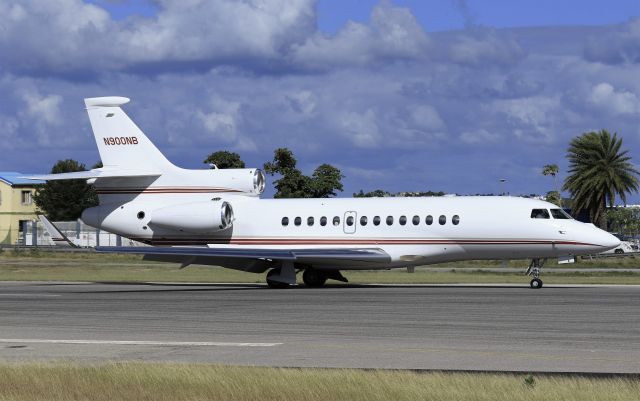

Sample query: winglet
[38,215,78,248]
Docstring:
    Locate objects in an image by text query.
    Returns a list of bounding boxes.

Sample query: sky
[1,0,640,202]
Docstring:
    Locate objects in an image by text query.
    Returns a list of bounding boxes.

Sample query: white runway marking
[0,294,60,297]
[0,339,281,347]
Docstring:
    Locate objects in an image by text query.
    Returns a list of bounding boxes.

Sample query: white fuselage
[83,189,620,270]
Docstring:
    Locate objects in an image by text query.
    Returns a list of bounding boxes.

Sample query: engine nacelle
[150,200,234,233]
[209,168,266,195]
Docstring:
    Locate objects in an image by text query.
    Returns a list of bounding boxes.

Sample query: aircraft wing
[23,169,161,181]
[95,246,391,271]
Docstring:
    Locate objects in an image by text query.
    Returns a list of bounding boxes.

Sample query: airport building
[0,172,44,245]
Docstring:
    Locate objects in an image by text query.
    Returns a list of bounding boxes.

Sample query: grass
[1,248,640,284]
[0,362,638,401]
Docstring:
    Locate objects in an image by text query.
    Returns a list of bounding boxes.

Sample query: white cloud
[588,82,640,115]
[291,1,430,69]
[339,109,381,148]
[459,129,500,145]
[195,97,256,151]
[447,29,524,67]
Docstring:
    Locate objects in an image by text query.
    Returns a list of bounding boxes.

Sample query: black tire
[302,269,327,288]
[266,268,289,289]
[614,248,624,254]
[529,278,543,289]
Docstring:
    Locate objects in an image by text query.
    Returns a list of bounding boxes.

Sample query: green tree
[203,151,245,169]
[264,148,344,198]
[606,207,640,237]
[542,163,561,206]
[33,159,99,221]
[354,189,391,197]
[563,130,640,229]
[309,164,344,198]
[545,191,562,206]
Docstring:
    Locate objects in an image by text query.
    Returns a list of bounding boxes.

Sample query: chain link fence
[20,219,147,248]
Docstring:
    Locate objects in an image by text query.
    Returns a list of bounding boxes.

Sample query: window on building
[386,216,394,225]
[452,215,460,225]
[333,216,340,226]
[373,216,381,226]
[294,216,302,226]
[360,216,368,226]
[21,191,32,205]
[426,215,433,225]
[320,216,327,226]
[399,215,407,225]
[439,215,446,225]
[531,209,550,219]
[307,216,314,226]
[281,217,289,226]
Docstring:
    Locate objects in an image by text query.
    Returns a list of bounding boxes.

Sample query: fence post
[96,228,100,247]
[116,235,122,247]
[31,220,37,246]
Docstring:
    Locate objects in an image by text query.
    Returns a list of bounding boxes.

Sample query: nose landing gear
[525,258,545,289]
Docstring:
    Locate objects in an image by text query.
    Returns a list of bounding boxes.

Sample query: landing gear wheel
[266,268,290,289]
[302,269,327,288]
[530,278,543,289]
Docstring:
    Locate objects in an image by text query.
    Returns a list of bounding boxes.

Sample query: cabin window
[307,216,314,226]
[531,209,550,219]
[373,216,381,226]
[439,215,446,225]
[412,215,420,225]
[426,215,433,225]
[550,209,572,219]
[386,216,394,225]
[360,216,368,226]
[281,217,289,226]
[399,215,407,225]
[333,216,340,226]
[452,215,460,225]
[294,216,302,226]
[346,216,354,226]
[320,216,327,226]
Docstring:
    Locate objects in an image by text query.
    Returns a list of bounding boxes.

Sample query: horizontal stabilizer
[23,169,161,181]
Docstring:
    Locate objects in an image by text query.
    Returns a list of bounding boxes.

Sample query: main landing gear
[265,265,348,288]
[525,258,545,289]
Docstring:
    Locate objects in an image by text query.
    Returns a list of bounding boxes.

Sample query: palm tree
[563,130,639,229]
[542,164,561,206]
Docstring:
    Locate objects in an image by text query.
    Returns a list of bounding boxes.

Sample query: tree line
[35,129,639,232]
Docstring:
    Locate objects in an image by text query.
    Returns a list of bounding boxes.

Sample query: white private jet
[28,97,620,288]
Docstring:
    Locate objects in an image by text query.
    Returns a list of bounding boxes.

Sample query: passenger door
[343,211,357,234]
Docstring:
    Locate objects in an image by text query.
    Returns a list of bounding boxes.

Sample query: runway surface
[1,281,639,373]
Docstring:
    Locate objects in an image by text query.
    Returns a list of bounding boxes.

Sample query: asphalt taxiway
[1,281,639,373]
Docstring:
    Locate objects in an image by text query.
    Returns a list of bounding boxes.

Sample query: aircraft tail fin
[38,215,78,248]
[84,97,176,172]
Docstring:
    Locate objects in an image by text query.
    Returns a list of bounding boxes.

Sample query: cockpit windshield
[530,209,550,219]
[550,208,572,219]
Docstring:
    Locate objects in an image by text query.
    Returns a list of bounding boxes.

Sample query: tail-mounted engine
[150,199,234,233]
[210,168,266,195]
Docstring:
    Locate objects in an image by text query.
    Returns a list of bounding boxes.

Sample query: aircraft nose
[598,230,621,251]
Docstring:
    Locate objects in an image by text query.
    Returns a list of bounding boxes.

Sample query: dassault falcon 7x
[28,97,620,289]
